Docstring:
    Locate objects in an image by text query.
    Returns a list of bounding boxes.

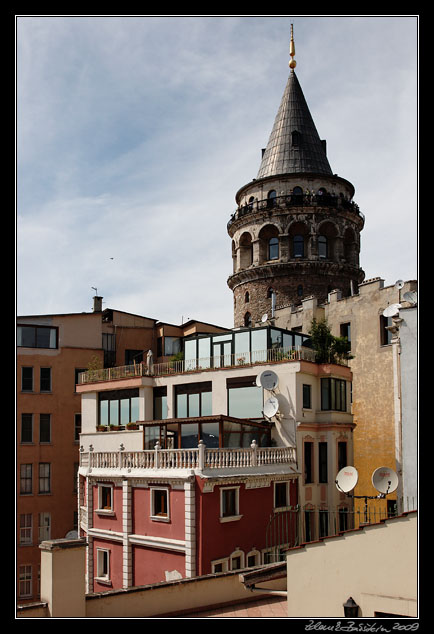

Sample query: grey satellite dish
[383,303,401,318]
[372,466,399,495]
[395,280,404,290]
[65,530,79,539]
[256,373,263,387]
[258,370,279,390]
[335,466,359,493]
[261,313,269,323]
[263,396,279,418]
[403,291,417,306]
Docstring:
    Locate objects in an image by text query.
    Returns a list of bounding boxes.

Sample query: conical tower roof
[257,69,333,179]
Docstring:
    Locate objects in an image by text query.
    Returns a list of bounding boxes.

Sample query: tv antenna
[335,465,399,524]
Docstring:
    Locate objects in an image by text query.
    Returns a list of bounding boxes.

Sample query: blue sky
[16,15,418,328]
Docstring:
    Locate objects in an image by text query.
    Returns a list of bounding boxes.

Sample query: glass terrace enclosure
[182,326,310,370]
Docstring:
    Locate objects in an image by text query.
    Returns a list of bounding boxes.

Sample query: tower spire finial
[289,23,296,71]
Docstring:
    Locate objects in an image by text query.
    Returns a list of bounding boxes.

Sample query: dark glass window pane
[22,367,33,391]
[21,414,33,443]
[40,368,51,391]
[20,327,36,347]
[40,414,51,443]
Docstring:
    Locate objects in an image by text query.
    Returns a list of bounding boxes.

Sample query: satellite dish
[263,396,279,418]
[261,313,269,323]
[372,466,399,495]
[335,466,359,493]
[403,291,417,306]
[65,530,79,539]
[382,304,401,318]
[258,370,279,390]
[395,280,404,290]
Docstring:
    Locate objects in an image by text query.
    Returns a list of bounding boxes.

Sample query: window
[220,486,240,521]
[75,368,86,390]
[245,291,250,303]
[96,549,110,582]
[302,384,311,409]
[297,284,303,297]
[175,382,212,422]
[212,559,229,573]
[319,509,329,537]
[38,512,51,542]
[17,325,57,349]
[318,235,328,259]
[20,464,33,494]
[304,442,313,484]
[304,508,314,542]
[40,367,51,392]
[19,565,32,598]
[244,312,252,327]
[125,349,143,365]
[99,388,140,427]
[21,367,33,391]
[274,481,289,509]
[39,414,51,443]
[380,315,393,345]
[164,336,181,356]
[247,551,260,567]
[267,189,277,208]
[291,130,301,147]
[338,508,349,532]
[39,463,51,494]
[19,514,33,545]
[74,413,82,442]
[319,442,328,483]
[102,333,116,367]
[98,484,113,512]
[227,377,263,420]
[230,551,244,570]
[340,323,351,350]
[293,234,304,257]
[151,487,169,520]
[338,442,347,471]
[21,414,33,443]
[321,378,347,411]
[268,237,279,260]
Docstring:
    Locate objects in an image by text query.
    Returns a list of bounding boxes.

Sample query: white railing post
[250,439,257,466]
[154,441,161,469]
[198,440,205,471]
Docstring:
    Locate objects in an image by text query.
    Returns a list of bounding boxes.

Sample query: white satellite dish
[261,313,269,323]
[65,530,79,539]
[263,396,279,418]
[403,291,417,306]
[258,370,279,390]
[382,304,401,318]
[335,466,359,493]
[395,279,404,290]
[372,466,399,495]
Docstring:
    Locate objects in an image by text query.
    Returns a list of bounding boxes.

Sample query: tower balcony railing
[227,193,364,229]
[78,345,318,385]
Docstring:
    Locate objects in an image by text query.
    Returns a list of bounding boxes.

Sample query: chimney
[93,296,103,312]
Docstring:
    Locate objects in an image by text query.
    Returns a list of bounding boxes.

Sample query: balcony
[227,193,364,230]
[78,345,317,386]
[79,440,297,477]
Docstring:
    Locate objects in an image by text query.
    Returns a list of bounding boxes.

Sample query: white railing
[78,346,317,385]
[80,441,296,472]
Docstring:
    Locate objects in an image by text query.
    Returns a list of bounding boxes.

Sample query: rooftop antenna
[91,286,98,295]
[395,279,404,303]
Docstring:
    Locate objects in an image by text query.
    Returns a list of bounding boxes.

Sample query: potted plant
[96,425,107,432]
[108,424,121,431]
[126,422,139,430]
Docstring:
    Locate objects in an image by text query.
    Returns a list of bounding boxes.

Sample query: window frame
[268,236,279,260]
[18,565,33,598]
[20,464,33,495]
[19,513,33,545]
[38,463,51,494]
[302,383,312,409]
[40,367,52,392]
[96,548,111,584]
[318,442,328,483]
[21,367,33,391]
[17,325,58,349]
[321,378,347,412]
[274,481,290,510]
[219,486,241,523]
[150,486,170,522]
[39,414,51,444]
[96,483,114,514]
[21,413,33,444]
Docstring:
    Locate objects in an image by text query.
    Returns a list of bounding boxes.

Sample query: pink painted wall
[133,545,185,586]
[93,539,123,593]
[196,477,298,575]
[132,485,185,541]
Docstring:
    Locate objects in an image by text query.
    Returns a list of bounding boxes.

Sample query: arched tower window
[244,312,252,327]
[293,234,304,258]
[267,190,277,208]
[245,291,250,303]
[268,237,279,260]
[318,235,328,259]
